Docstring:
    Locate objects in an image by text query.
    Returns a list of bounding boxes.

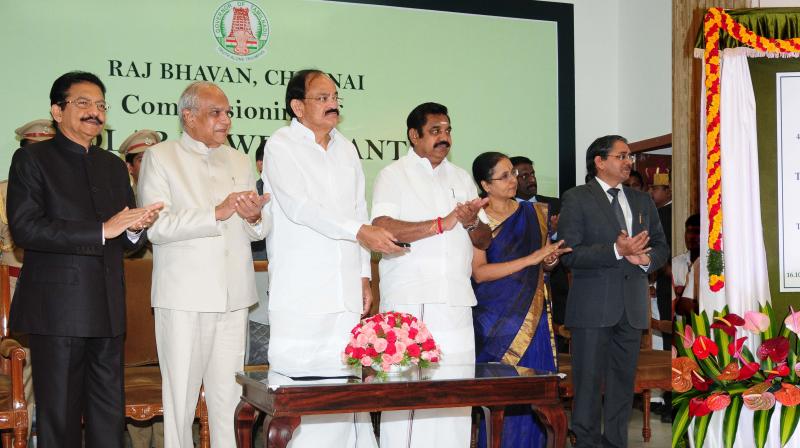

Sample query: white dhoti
[379,303,475,448]
[268,309,378,448]
[155,307,248,448]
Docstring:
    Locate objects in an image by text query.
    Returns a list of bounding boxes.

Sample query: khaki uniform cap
[119,130,161,156]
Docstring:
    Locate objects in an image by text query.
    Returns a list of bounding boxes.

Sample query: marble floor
[627,408,671,448]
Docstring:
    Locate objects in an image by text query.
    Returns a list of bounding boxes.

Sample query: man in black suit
[559,135,668,448]
[7,71,162,448]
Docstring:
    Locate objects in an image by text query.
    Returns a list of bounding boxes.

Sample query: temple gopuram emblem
[213,1,270,62]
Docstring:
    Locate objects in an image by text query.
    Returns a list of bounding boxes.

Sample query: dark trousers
[29,334,125,448]
[570,310,641,448]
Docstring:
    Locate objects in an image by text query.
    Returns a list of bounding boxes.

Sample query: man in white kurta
[371,102,491,448]
[137,81,269,448]
[263,70,402,448]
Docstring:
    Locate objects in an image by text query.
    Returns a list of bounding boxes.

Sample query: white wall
[548,0,672,184]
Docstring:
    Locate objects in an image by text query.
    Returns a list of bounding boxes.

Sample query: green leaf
[714,322,732,367]
[753,408,774,448]
[694,412,712,448]
[723,396,743,448]
[781,404,800,446]
[672,401,691,448]
[692,311,710,338]
[742,345,757,364]
[764,302,776,340]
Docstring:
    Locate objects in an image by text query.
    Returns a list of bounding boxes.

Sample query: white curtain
[699,49,771,317]
[719,49,772,316]
[690,48,777,448]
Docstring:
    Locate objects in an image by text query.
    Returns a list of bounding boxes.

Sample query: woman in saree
[471,152,571,448]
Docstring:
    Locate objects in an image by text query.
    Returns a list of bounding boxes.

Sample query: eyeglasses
[517,172,535,181]
[59,98,110,111]
[490,169,519,182]
[303,94,342,104]
[606,152,635,162]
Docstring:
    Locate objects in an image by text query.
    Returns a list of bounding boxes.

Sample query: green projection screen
[0,0,574,198]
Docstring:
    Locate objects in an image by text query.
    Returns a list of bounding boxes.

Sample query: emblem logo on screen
[212,1,270,62]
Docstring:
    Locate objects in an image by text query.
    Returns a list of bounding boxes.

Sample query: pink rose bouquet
[343,311,441,372]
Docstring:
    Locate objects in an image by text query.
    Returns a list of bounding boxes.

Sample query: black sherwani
[7,131,143,448]
[559,178,668,448]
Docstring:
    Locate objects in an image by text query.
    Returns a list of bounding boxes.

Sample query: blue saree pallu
[472,202,557,448]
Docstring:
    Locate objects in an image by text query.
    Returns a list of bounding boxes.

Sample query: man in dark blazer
[510,155,560,210]
[6,71,162,448]
[559,135,668,448]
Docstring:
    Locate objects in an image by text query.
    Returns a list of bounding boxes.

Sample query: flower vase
[373,363,411,376]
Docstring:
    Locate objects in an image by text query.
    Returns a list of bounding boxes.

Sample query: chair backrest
[0,265,9,339]
[124,258,158,366]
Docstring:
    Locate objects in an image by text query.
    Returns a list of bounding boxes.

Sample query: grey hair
[177,81,220,130]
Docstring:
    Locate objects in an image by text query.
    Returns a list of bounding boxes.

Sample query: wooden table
[234,363,567,448]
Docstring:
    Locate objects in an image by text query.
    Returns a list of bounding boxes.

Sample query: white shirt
[371,149,477,307]
[263,119,370,314]
[672,251,692,289]
[595,177,632,235]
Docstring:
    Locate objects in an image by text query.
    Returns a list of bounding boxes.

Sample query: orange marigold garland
[703,8,800,291]
[704,8,724,291]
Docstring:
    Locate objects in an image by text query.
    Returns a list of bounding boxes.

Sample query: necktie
[607,187,627,233]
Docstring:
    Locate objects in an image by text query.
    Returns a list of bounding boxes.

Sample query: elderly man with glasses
[137,81,270,448]
[6,71,162,448]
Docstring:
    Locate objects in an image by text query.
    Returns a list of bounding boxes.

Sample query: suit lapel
[588,179,621,233]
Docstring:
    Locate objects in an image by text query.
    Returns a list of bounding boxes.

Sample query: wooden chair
[0,265,28,447]
[123,259,210,448]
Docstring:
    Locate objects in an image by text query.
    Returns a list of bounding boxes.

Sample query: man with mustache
[137,81,269,448]
[263,69,402,447]
[6,71,162,448]
[558,135,668,448]
[371,102,490,447]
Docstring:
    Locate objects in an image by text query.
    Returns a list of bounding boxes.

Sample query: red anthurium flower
[689,396,712,417]
[706,392,732,411]
[692,336,719,360]
[691,370,714,391]
[711,313,745,337]
[766,363,791,380]
[672,357,699,393]
[775,384,800,407]
[757,336,790,363]
[727,337,748,362]
[737,362,761,381]
[717,362,740,381]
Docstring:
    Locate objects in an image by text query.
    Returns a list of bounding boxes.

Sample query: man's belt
[8,266,20,278]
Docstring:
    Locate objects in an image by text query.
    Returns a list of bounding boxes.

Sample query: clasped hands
[103,202,165,239]
[539,239,572,267]
[616,230,651,266]
[216,191,270,223]
[443,197,489,231]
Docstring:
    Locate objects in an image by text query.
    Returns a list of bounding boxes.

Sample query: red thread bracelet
[437,217,443,234]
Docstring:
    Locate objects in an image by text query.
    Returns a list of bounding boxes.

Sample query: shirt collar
[290,118,338,148]
[180,132,214,156]
[595,177,621,196]
[406,147,448,173]
[54,129,96,155]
